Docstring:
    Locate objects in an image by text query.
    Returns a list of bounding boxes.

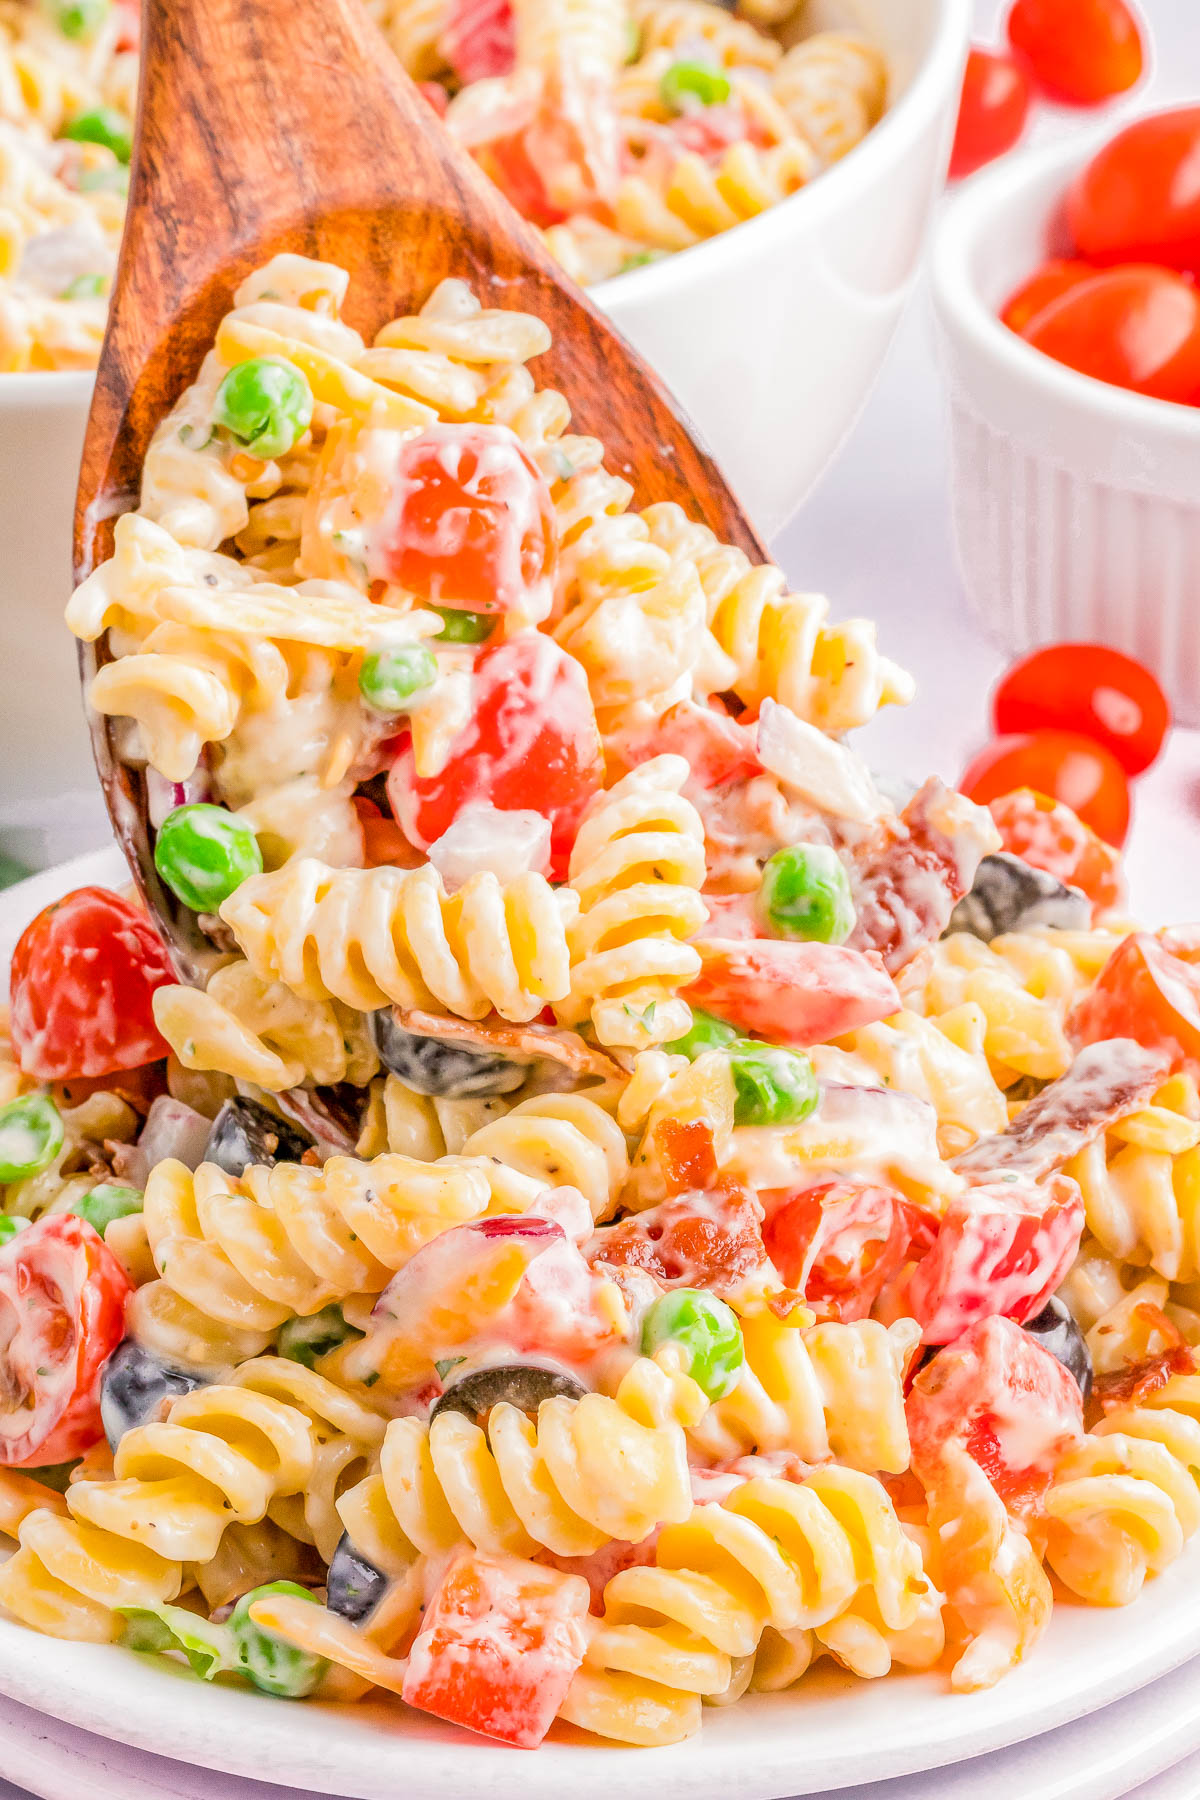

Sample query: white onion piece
[756,699,884,825]
[146,766,211,829]
[428,803,552,890]
[135,1096,213,1178]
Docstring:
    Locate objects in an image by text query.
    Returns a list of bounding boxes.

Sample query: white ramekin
[597,0,970,541]
[932,131,1200,728]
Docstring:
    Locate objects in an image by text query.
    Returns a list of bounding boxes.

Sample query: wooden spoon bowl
[75,0,766,1110]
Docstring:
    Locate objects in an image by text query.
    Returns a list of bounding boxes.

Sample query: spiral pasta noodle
[1064,1074,1200,1283]
[1044,1373,1200,1604]
[557,755,708,1050]
[458,1092,631,1222]
[141,1151,497,1334]
[836,1005,1009,1157]
[628,0,783,70]
[220,858,577,1025]
[365,0,450,78]
[514,0,627,81]
[771,33,889,166]
[613,140,816,254]
[561,1467,936,1744]
[240,1360,386,1564]
[688,1315,919,1475]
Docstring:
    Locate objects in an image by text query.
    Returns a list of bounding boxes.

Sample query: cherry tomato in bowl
[1006,0,1144,105]
[9,887,175,1083]
[1000,259,1095,335]
[0,1214,132,1467]
[1019,266,1200,406]
[960,731,1130,845]
[949,48,1031,180]
[993,643,1169,775]
[1068,107,1200,273]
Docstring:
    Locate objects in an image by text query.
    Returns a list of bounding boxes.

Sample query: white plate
[4,854,1200,1799]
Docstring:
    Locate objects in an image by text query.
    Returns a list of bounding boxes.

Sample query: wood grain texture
[74,0,766,1001]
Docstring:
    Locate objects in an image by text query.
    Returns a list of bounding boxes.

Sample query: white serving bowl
[597,0,971,540]
[932,130,1200,728]
[0,368,108,863]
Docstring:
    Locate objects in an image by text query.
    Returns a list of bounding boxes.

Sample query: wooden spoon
[74,0,766,1129]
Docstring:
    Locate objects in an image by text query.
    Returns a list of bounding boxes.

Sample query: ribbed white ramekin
[931,132,1200,726]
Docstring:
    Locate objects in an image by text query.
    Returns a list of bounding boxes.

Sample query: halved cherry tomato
[1020,266,1200,405]
[1000,259,1096,334]
[902,1173,1084,1346]
[387,634,603,879]
[9,886,175,1083]
[682,939,900,1045]
[1068,107,1200,273]
[377,423,558,616]
[949,48,1031,180]
[960,732,1130,846]
[907,1314,1084,1510]
[993,643,1169,775]
[987,788,1125,911]
[609,699,762,789]
[1070,928,1200,1074]
[0,1214,132,1467]
[403,1549,590,1747]
[1006,0,1143,104]
[762,1179,936,1322]
[441,0,515,84]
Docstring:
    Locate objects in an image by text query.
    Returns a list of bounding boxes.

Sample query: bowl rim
[593,0,972,308]
[0,366,94,406]
[930,122,1200,446]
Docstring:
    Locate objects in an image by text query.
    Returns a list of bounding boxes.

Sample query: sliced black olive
[204,1097,315,1177]
[1023,1296,1093,1401]
[430,1362,588,1427]
[367,1010,526,1097]
[946,853,1091,944]
[326,1533,390,1624]
[100,1339,207,1450]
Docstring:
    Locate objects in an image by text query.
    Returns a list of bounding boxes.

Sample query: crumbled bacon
[589,1184,778,1301]
[396,1007,623,1079]
[952,1040,1172,1181]
[848,779,1001,974]
[1093,1344,1197,1413]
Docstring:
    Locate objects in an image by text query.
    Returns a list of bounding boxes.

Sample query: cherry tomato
[949,48,1031,180]
[907,1315,1084,1511]
[403,1549,590,1747]
[988,788,1125,911]
[0,1214,132,1467]
[902,1173,1084,1347]
[9,886,175,1083]
[387,634,603,879]
[993,643,1169,775]
[609,699,762,789]
[1019,266,1200,405]
[1070,928,1200,1074]
[762,1179,936,1322]
[682,939,900,1045]
[1000,258,1096,334]
[1006,0,1143,105]
[441,0,515,84]
[378,423,558,617]
[960,732,1130,846]
[1068,107,1200,273]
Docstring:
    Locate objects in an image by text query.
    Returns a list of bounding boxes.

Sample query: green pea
[358,645,437,713]
[642,1289,744,1401]
[759,843,855,945]
[0,1094,64,1184]
[664,1007,740,1061]
[60,272,106,300]
[0,1216,30,1246]
[213,357,314,462]
[62,106,132,163]
[154,804,263,914]
[277,1304,362,1370]
[47,0,109,39]
[728,1041,819,1129]
[74,1184,143,1235]
[433,607,494,644]
[659,59,732,113]
[230,1582,327,1699]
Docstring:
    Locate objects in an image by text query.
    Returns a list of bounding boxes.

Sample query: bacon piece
[848,779,1001,974]
[396,1006,623,1080]
[1094,1344,1197,1412]
[952,1040,1172,1181]
[589,1184,781,1304]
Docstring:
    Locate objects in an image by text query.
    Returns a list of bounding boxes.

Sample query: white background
[777,0,1200,925]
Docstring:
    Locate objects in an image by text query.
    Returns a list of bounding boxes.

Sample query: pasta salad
[0,256,1192,1751]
